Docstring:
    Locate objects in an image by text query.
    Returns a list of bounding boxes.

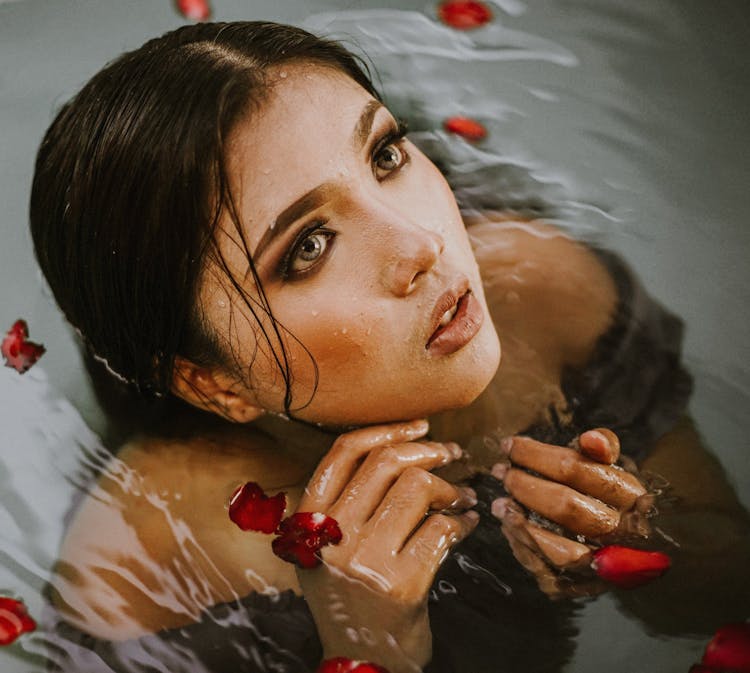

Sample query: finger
[499,507,563,597]
[399,511,479,593]
[524,523,592,569]
[300,419,429,511]
[491,498,591,569]
[498,501,605,599]
[578,428,620,464]
[504,437,645,510]
[366,467,476,543]
[504,468,620,537]
[330,441,463,527]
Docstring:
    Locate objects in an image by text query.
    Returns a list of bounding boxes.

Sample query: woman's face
[202,64,501,426]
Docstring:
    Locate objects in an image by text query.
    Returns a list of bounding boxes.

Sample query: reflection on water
[1,1,749,672]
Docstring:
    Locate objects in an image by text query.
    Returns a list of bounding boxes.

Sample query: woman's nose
[383,225,445,297]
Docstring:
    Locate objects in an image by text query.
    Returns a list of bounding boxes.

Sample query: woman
[31,21,746,673]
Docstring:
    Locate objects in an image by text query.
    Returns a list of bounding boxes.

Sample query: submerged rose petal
[437,0,493,30]
[701,622,750,672]
[316,657,389,673]
[1,319,45,374]
[176,0,211,21]
[443,116,487,142]
[591,545,670,589]
[229,482,286,534]
[0,597,37,646]
[272,512,343,569]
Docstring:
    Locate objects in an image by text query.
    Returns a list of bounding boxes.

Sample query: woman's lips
[426,290,484,356]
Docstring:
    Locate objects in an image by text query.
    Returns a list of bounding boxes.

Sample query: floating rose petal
[316,657,389,673]
[272,512,343,569]
[701,623,750,672]
[443,116,487,142]
[1,320,45,374]
[437,1,493,30]
[229,482,286,534]
[591,545,670,589]
[176,0,211,21]
[0,597,37,646]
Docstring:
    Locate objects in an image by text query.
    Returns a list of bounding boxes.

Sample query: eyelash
[278,221,334,280]
[278,119,410,280]
[371,119,410,179]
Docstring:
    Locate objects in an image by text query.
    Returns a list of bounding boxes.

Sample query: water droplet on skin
[311,310,319,316]
[279,71,288,78]
[218,299,227,308]
[341,327,348,334]
[504,290,520,304]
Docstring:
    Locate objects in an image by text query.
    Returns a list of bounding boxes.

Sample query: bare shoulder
[52,428,304,640]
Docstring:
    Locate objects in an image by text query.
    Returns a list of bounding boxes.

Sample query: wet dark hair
[30,21,380,424]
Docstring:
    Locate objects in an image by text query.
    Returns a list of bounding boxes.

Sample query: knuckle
[503,468,520,492]
[372,444,399,465]
[330,435,356,459]
[559,496,581,524]
[427,512,458,533]
[400,466,432,487]
[559,454,577,480]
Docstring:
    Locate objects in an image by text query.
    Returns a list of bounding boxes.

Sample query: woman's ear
[171,356,265,423]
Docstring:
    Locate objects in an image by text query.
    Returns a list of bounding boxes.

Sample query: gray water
[1,1,748,671]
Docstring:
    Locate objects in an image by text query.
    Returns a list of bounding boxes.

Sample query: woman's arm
[295,419,478,673]
[51,431,305,640]
[460,213,750,614]
[618,417,750,634]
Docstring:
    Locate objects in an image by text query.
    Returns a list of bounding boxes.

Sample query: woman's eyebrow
[252,99,385,263]
[352,99,384,152]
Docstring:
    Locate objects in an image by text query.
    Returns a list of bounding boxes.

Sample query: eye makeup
[273,116,410,281]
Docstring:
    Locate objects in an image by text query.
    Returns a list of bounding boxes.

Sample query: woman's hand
[296,419,478,673]
[491,429,654,598]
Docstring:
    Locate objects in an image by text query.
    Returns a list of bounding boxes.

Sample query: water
[1,1,749,671]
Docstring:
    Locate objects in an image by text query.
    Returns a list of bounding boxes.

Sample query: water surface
[1,1,748,671]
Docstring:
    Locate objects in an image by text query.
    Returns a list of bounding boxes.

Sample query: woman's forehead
[224,65,382,253]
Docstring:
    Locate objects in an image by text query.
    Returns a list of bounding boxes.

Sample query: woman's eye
[287,229,334,275]
[373,143,405,179]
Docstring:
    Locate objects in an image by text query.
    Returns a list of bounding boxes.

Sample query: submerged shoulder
[465,212,618,368]
[52,430,304,640]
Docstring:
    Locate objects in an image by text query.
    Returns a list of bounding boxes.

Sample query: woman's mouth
[426,289,484,357]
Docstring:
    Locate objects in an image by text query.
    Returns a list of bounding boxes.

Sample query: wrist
[318,610,431,673]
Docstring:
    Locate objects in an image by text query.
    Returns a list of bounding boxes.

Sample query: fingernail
[491,497,509,519]
[585,429,607,444]
[461,486,478,507]
[464,509,480,522]
[491,462,509,480]
[500,437,513,454]
[448,442,463,459]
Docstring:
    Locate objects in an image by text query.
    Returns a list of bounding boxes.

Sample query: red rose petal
[228,482,286,534]
[176,0,211,21]
[1,319,45,374]
[437,1,493,30]
[701,623,750,672]
[316,658,390,673]
[591,545,671,589]
[272,512,343,569]
[443,116,487,142]
[0,597,37,646]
